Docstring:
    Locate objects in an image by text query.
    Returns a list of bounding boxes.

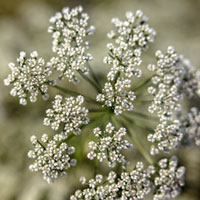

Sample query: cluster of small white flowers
[70,162,155,200]
[5,7,195,200]
[153,156,185,200]
[96,77,136,115]
[148,46,198,119]
[105,10,156,79]
[48,6,95,83]
[97,10,156,115]
[147,46,199,154]
[181,107,200,146]
[4,51,52,105]
[43,95,89,135]
[87,123,133,168]
[105,44,143,80]
[28,134,76,184]
[147,120,183,155]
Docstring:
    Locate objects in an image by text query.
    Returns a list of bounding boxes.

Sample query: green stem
[134,100,153,106]
[123,115,154,133]
[89,108,106,113]
[48,84,100,105]
[94,158,98,177]
[57,115,100,148]
[57,133,75,147]
[78,70,101,93]
[128,128,154,165]
[111,115,120,129]
[133,75,154,92]
[37,140,45,149]
[87,63,102,90]
[129,111,158,121]
[51,85,81,96]
[117,118,154,165]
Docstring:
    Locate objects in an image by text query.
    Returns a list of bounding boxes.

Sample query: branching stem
[133,75,154,92]
[123,114,154,133]
[87,63,102,90]
[48,84,100,105]
[129,111,158,121]
[116,116,154,165]
[78,70,101,93]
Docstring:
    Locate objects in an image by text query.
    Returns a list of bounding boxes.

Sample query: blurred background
[0,0,200,199]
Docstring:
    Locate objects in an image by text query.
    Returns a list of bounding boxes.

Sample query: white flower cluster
[147,46,199,154]
[28,134,76,184]
[96,77,136,115]
[97,10,156,115]
[147,120,183,155]
[43,95,89,135]
[105,10,156,79]
[154,156,185,200]
[87,123,133,168]
[181,107,200,146]
[105,45,143,80]
[148,46,198,118]
[28,94,88,182]
[48,6,95,83]
[4,7,193,199]
[4,51,52,105]
[70,162,155,200]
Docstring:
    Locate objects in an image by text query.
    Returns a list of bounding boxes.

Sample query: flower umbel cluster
[4,5,200,200]
[70,162,155,200]
[147,120,183,155]
[147,46,200,154]
[97,10,156,114]
[148,46,198,119]
[154,156,185,200]
[4,51,52,105]
[28,134,76,184]
[48,6,95,83]
[96,77,136,115]
[43,95,89,135]
[87,123,133,168]
[28,94,88,183]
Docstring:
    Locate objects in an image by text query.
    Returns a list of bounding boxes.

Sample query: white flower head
[153,156,185,200]
[44,95,89,135]
[71,162,154,199]
[148,46,199,119]
[87,123,133,168]
[147,46,200,154]
[97,10,155,115]
[48,6,95,83]
[97,77,136,115]
[4,51,52,105]
[148,120,183,155]
[28,134,75,183]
